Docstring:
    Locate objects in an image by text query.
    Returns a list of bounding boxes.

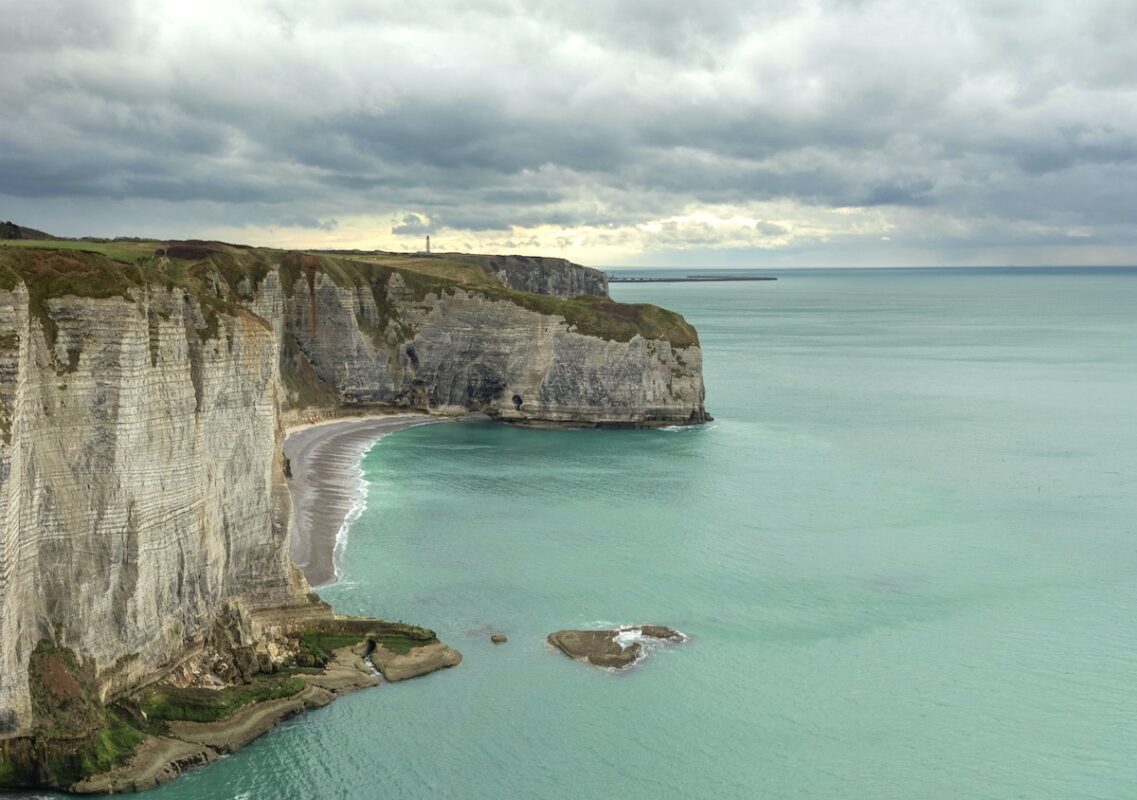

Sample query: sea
[30,267,1137,798]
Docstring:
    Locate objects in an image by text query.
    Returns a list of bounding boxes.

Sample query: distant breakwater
[608,275,777,283]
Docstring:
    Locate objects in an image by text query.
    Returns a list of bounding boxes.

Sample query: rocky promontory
[370,640,463,682]
[69,617,449,794]
[547,626,688,670]
[0,237,707,792]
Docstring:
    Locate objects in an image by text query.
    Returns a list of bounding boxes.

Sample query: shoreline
[3,411,466,795]
[71,631,460,795]
[283,413,443,587]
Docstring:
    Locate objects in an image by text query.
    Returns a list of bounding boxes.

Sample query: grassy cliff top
[0,241,277,347]
[0,239,274,297]
[0,240,698,348]
[283,251,698,347]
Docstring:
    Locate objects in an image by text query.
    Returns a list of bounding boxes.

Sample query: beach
[283,414,440,587]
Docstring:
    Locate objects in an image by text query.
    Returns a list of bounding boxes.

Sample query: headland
[0,233,708,793]
[608,274,777,283]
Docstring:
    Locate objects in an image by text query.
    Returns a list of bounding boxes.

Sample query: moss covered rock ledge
[0,613,459,794]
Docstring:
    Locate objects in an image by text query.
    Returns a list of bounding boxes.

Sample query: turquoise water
[133,270,1137,797]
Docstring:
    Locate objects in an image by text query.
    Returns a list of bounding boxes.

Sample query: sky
[1,0,1135,267]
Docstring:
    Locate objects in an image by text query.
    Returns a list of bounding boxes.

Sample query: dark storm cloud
[0,0,1134,263]
[854,179,937,208]
[1009,128,1137,176]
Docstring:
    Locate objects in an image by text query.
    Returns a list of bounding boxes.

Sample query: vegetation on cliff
[283,250,699,348]
[0,618,447,791]
[0,221,55,241]
[0,239,697,350]
[0,643,150,788]
[0,242,274,349]
[138,675,307,723]
[0,238,705,427]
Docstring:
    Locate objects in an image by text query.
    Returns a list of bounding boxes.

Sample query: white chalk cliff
[0,244,707,784]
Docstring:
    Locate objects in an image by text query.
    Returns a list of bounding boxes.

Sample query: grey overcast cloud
[2,0,1135,266]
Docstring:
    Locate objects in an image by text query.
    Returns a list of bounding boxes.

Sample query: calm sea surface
[51,269,1137,798]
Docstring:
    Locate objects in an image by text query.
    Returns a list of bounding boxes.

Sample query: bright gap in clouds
[1,1,1135,266]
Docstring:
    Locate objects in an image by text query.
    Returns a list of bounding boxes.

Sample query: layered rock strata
[280,256,708,426]
[0,273,301,740]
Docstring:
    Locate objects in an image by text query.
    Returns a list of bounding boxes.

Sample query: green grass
[490,288,699,347]
[0,249,148,351]
[372,634,432,655]
[380,257,698,347]
[0,244,274,352]
[345,254,496,288]
[285,251,699,347]
[37,712,148,788]
[296,631,431,666]
[0,241,699,358]
[139,674,306,723]
[297,634,365,667]
[20,642,149,786]
[78,711,146,777]
[0,238,160,264]
[0,755,29,786]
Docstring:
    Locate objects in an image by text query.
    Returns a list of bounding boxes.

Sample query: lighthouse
[425,235,431,254]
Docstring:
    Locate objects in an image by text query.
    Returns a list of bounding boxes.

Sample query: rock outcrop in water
[547,626,687,670]
[370,641,463,682]
[0,241,708,791]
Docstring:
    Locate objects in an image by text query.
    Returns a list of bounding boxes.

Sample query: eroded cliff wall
[0,274,305,738]
[280,267,706,425]
[442,254,609,299]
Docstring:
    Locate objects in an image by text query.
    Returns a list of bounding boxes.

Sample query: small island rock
[547,625,685,670]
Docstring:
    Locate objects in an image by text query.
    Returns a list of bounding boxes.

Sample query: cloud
[391,213,435,235]
[0,0,1134,265]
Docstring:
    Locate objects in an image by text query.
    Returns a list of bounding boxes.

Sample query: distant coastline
[608,274,777,283]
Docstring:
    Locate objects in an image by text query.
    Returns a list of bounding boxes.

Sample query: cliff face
[0,256,305,742]
[282,270,705,425]
[441,254,609,299]
[0,243,707,775]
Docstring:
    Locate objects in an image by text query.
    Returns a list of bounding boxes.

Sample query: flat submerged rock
[370,641,462,682]
[547,625,687,670]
